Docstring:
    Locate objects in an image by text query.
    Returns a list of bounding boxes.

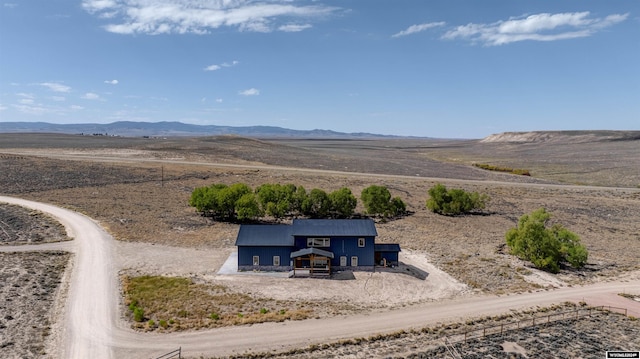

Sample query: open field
[222,303,639,359]
[0,251,72,358]
[0,132,639,357]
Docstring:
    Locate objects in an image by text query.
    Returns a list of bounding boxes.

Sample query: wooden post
[500,324,503,335]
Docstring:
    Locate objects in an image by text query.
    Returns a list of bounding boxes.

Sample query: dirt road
[2,195,639,358]
[0,196,117,359]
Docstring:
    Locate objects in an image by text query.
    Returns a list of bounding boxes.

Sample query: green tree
[302,188,331,218]
[361,185,391,216]
[506,208,588,273]
[291,185,308,215]
[389,197,406,216]
[235,193,263,221]
[329,187,357,218]
[426,183,487,215]
[217,183,251,220]
[361,185,406,217]
[255,183,296,219]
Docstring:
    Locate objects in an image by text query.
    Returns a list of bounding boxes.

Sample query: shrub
[260,308,269,314]
[209,312,219,320]
[506,208,588,273]
[133,307,144,322]
[361,185,406,218]
[159,319,168,329]
[426,183,488,215]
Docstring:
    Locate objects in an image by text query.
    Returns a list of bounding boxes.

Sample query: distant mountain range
[0,121,415,139]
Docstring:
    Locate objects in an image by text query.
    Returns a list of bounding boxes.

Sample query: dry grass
[216,303,640,359]
[2,135,639,296]
[122,275,318,332]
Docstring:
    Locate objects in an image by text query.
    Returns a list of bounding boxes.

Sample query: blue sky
[0,0,638,138]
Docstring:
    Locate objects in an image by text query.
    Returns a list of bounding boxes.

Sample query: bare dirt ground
[0,132,639,357]
[0,204,70,245]
[0,251,71,358]
[228,304,639,359]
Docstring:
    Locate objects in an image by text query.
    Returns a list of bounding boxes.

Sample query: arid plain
[0,131,639,358]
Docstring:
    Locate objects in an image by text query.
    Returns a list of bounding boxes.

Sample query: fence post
[179,347,182,359]
[500,324,503,335]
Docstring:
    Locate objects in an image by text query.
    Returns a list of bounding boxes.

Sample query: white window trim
[307,237,330,247]
[273,256,280,266]
[358,237,365,247]
[340,256,347,266]
[253,255,259,266]
[351,256,358,267]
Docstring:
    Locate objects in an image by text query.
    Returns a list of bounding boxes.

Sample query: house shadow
[375,261,429,280]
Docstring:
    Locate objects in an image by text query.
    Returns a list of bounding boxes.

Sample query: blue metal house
[235,219,400,274]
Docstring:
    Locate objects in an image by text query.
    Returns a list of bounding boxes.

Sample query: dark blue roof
[291,219,377,237]
[234,225,293,246]
[374,243,401,252]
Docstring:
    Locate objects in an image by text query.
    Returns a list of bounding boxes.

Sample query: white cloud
[0,104,7,111]
[204,60,239,71]
[40,82,71,93]
[204,64,221,71]
[104,79,119,84]
[82,92,101,100]
[239,88,260,96]
[13,104,52,115]
[19,98,35,105]
[279,23,312,32]
[4,3,17,8]
[215,98,223,103]
[70,105,84,110]
[392,21,446,38]
[51,96,66,101]
[81,0,339,35]
[443,12,629,46]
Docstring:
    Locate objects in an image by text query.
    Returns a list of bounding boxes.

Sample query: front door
[340,256,347,266]
[351,256,358,267]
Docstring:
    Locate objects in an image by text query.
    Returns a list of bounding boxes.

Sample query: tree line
[190,182,588,273]
[189,183,406,222]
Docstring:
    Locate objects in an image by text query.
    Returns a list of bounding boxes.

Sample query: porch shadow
[376,261,429,280]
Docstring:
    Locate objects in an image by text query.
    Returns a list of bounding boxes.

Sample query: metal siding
[238,246,293,266]
[328,236,375,266]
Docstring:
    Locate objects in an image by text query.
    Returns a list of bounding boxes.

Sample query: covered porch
[290,248,334,277]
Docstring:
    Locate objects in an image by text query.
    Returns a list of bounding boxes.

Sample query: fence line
[154,347,181,359]
[442,305,630,346]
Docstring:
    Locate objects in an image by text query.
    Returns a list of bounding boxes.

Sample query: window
[273,256,280,266]
[252,256,259,266]
[340,256,347,266]
[351,256,358,267]
[307,237,330,247]
[358,237,365,247]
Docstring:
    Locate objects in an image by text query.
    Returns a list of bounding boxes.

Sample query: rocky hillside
[481,130,640,143]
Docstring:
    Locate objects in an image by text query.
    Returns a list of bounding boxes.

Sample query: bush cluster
[426,183,488,215]
[473,163,531,176]
[506,208,588,273]
[189,183,406,221]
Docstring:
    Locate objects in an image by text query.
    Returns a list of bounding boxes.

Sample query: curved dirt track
[2,196,639,358]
